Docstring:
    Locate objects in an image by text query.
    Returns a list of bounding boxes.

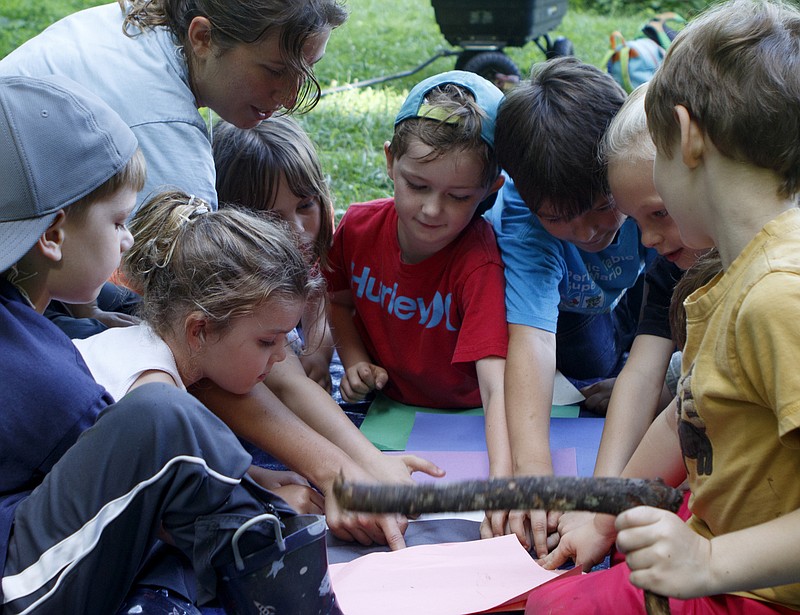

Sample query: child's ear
[185,312,209,351]
[486,173,505,197]
[36,210,67,263]
[675,105,704,170]
[186,16,214,59]
[384,141,395,181]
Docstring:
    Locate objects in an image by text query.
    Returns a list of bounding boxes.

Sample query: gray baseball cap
[0,74,138,272]
[394,70,504,150]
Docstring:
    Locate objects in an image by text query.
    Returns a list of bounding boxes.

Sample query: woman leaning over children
[0,0,347,210]
[0,0,345,333]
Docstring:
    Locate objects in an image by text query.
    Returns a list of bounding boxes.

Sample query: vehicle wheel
[454,50,480,71]
[461,51,520,89]
[547,36,574,59]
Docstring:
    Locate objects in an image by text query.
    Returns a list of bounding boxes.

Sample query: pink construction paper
[329,534,565,615]
[389,448,578,483]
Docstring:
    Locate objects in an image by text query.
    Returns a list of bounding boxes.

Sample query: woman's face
[189,21,331,129]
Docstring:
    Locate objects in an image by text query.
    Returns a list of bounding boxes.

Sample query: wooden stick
[333,475,681,615]
[334,475,683,516]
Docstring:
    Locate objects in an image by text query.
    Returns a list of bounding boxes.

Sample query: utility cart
[433,0,572,81]
[322,0,571,95]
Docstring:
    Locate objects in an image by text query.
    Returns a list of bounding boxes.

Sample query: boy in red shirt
[326,71,510,524]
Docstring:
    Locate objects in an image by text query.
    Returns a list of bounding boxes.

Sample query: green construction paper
[550,404,581,418]
[359,393,579,450]
[359,393,482,451]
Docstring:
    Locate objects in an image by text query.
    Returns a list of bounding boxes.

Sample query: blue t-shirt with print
[485,175,655,333]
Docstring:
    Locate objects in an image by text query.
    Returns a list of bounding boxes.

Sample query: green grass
[303,0,659,213]
[0,0,704,213]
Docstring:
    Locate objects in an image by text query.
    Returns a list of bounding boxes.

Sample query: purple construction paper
[388,451,488,483]
[552,447,579,477]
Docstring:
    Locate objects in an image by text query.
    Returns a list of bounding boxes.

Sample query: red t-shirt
[325,198,508,408]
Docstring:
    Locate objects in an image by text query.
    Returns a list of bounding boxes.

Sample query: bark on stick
[333,475,683,516]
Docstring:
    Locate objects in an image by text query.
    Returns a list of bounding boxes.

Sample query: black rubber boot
[116,586,202,614]
[216,513,342,615]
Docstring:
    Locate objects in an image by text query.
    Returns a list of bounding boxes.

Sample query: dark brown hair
[495,57,626,218]
[121,0,348,114]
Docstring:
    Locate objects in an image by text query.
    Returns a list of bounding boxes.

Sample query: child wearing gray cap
[0,75,340,614]
[324,70,511,539]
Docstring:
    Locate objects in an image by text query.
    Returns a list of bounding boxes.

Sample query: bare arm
[621,396,686,485]
[329,289,388,401]
[191,378,424,549]
[503,324,559,555]
[477,356,511,479]
[506,324,557,477]
[594,334,675,477]
[64,299,140,328]
[329,290,370,369]
[266,352,443,478]
[476,355,514,541]
[265,353,386,468]
[298,294,334,391]
[191,378,353,492]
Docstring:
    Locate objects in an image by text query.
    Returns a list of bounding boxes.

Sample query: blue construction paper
[404,415,603,476]
[406,414,487,451]
[549,418,605,477]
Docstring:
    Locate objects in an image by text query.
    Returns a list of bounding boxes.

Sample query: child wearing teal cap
[325,70,511,536]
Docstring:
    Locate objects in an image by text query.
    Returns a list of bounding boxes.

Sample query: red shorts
[525,562,798,615]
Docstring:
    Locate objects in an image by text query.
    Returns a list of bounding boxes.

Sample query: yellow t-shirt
[679,208,800,609]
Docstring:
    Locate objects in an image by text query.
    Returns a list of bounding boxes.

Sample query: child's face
[196,298,304,395]
[58,187,136,303]
[271,174,322,260]
[534,195,626,253]
[191,25,330,129]
[386,140,502,264]
[609,157,703,270]
[653,146,714,251]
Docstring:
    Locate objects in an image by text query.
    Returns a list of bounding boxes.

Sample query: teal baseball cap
[0,74,138,272]
[394,70,504,150]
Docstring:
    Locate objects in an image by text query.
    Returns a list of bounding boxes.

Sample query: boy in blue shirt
[484,57,653,556]
[0,75,338,614]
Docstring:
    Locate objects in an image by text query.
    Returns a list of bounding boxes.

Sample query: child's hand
[480,509,510,540]
[615,506,712,598]
[247,466,325,515]
[326,496,409,549]
[506,509,560,557]
[247,466,310,490]
[299,353,332,392]
[340,361,388,402]
[366,453,444,520]
[580,378,617,416]
[391,454,445,481]
[323,470,410,550]
[67,301,140,328]
[540,511,616,571]
[272,484,325,515]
